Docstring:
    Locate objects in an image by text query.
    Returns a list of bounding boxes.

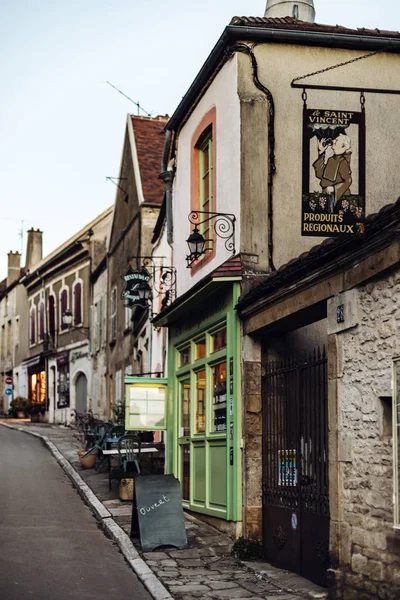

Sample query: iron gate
[262,347,329,587]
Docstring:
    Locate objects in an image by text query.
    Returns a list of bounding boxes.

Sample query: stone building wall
[331,268,400,599]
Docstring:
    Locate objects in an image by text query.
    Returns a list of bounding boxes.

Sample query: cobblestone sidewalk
[1,420,328,600]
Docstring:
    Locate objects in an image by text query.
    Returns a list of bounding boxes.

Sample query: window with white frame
[39,301,45,341]
[30,305,36,345]
[393,358,400,526]
[73,281,82,326]
[110,288,117,342]
[60,287,68,330]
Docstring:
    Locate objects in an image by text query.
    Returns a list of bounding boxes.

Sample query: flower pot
[78,449,97,469]
[16,411,26,419]
[119,478,134,501]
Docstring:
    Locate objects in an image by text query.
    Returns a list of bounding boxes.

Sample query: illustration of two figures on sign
[308,118,364,224]
[313,133,352,213]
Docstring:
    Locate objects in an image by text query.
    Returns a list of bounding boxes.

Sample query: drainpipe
[159,130,175,246]
[227,43,276,271]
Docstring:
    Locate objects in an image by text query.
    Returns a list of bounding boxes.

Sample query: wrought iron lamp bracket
[186,211,236,267]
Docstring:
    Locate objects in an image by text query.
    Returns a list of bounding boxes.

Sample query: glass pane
[196,337,206,359]
[127,385,166,430]
[181,381,190,437]
[211,328,227,352]
[181,443,190,502]
[179,346,191,366]
[196,370,206,433]
[212,362,227,433]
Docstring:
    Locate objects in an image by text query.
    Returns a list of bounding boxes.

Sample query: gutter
[166,25,400,132]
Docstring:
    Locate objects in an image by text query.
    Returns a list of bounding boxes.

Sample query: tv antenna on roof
[0,217,25,254]
[106,81,152,117]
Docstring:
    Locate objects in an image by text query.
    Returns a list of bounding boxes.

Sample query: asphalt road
[0,426,152,600]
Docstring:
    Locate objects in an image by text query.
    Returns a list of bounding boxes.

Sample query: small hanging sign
[121,266,151,308]
[302,100,366,237]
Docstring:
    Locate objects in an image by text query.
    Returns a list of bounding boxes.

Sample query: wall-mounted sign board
[302,107,366,237]
[125,377,168,431]
[132,474,188,552]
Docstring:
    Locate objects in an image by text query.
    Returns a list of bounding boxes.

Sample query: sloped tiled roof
[237,198,400,311]
[131,116,168,205]
[212,255,243,278]
[230,16,400,38]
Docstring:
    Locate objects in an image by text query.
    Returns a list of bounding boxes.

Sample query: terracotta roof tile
[237,197,400,310]
[131,116,168,205]
[212,255,243,278]
[229,16,400,38]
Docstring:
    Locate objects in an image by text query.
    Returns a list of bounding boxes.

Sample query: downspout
[159,129,175,246]
[227,43,276,271]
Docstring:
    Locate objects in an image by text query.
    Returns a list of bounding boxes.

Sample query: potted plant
[29,402,46,423]
[9,397,30,418]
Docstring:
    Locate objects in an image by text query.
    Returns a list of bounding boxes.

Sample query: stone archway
[75,372,88,414]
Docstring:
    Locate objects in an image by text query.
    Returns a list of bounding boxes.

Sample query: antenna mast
[106,81,152,117]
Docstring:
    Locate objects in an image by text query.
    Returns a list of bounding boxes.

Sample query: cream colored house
[153,0,400,595]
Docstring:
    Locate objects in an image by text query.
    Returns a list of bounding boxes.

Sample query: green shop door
[178,379,191,502]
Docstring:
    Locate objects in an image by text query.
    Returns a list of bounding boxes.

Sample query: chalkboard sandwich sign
[132,474,188,552]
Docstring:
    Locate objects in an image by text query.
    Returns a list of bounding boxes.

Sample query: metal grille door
[262,348,329,587]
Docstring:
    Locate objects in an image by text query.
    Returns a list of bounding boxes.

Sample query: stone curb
[0,423,173,600]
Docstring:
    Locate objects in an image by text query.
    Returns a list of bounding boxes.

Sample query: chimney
[7,251,21,287]
[25,227,43,270]
[265,0,315,22]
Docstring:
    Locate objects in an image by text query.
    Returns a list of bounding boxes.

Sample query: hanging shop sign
[302,102,366,237]
[121,267,151,308]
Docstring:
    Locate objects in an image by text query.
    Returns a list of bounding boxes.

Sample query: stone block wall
[330,269,400,599]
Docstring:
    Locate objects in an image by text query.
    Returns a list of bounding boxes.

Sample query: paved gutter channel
[0,421,328,600]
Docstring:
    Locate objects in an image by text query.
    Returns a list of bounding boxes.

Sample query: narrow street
[0,426,152,600]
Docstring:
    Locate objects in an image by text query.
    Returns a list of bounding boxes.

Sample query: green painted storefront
[165,280,242,521]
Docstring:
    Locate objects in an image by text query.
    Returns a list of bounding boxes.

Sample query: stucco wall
[237,44,400,271]
[173,56,240,295]
[329,270,400,598]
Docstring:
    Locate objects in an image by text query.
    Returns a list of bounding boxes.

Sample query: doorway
[262,346,329,586]
[75,372,88,414]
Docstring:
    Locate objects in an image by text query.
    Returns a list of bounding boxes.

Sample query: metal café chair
[109,434,141,490]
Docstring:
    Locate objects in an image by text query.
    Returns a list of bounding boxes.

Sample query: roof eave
[166,24,400,132]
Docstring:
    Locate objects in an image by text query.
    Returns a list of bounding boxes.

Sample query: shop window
[57,365,70,408]
[39,302,45,341]
[195,337,206,359]
[48,294,56,335]
[179,345,191,367]
[195,370,206,433]
[393,359,400,526]
[181,444,190,502]
[211,327,227,352]
[30,306,36,345]
[212,362,227,432]
[73,281,82,326]
[180,380,191,437]
[60,288,68,330]
[30,371,46,404]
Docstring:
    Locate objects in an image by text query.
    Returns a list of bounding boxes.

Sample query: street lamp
[62,310,90,335]
[185,211,236,268]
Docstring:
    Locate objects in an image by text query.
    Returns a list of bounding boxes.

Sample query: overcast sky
[1,0,399,279]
